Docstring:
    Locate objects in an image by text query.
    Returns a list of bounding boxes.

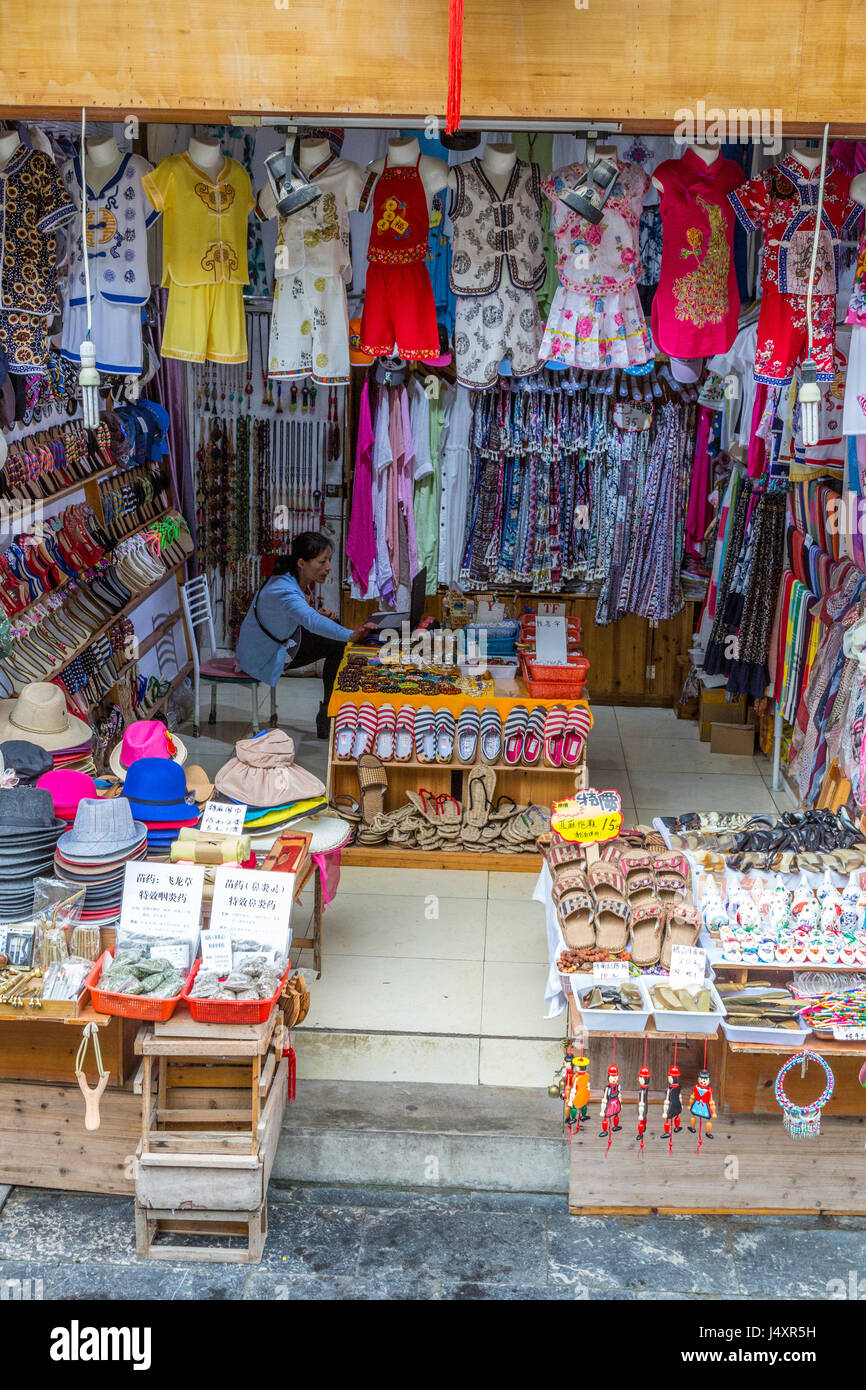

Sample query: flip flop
[466,764,497,827]
[330,795,362,823]
[334,704,359,760]
[414,705,436,762]
[503,705,529,765]
[395,705,415,762]
[562,704,591,765]
[629,900,665,967]
[375,704,397,761]
[480,707,502,764]
[357,754,388,824]
[543,704,567,767]
[435,708,456,763]
[351,702,378,759]
[521,706,547,765]
[660,904,702,971]
[456,705,480,763]
[558,888,596,950]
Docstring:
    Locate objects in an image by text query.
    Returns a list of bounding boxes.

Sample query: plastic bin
[571,976,652,1032]
[719,987,810,1045]
[646,979,726,1035]
[87,949,189,1022]
[181,958,291,1025]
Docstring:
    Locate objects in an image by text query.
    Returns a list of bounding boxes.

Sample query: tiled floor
[177,685,793,1087]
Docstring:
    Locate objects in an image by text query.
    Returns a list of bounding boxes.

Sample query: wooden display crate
[134,1201,267,1264]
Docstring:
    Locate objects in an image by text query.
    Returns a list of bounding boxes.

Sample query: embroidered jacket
[261,155,363,282]
[61,152,159,307]
[0,145,75,315]
[448,158,545,295]
[143,152,253,287]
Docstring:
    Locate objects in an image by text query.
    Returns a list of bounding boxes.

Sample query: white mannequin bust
[257,137,364,221]
[187,135,224,179]
[791,145,822,173]
[447,140,517,198]
[653,140,718,193]
[298,137,331,175]
[85,134,124,187]
[851,171,866,209]
[367,137,448,212]
[0,130,21,174]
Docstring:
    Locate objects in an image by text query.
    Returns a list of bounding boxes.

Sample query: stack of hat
[213,731,327,839]
[0,684,95,775]
[36,769,97,826]
[0,740,53,786]
[109,720,188,780]
[53,797,148,921]
[122,759,201,853]
[0,786,65,919]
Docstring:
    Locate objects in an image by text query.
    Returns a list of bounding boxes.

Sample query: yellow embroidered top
[143,153,254,287]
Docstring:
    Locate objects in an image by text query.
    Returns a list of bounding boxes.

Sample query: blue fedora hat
[122,758,199,823]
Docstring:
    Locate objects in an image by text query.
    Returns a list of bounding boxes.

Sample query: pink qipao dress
[651,147,745,360]
[539,160,652,370]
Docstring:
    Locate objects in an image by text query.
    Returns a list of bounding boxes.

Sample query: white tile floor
[176,682,794,1086]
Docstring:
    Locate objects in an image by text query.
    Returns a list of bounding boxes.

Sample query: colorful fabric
[448,157,545,295]
[161,278,247,364]
[363,155,431,266]
[345,380,376,594]
[753,285,836,385]
[268,270,350,384]
[60,152,158,308]
[0,145,74,316]
[454,281,542,388]
[540,282,651,370]
[358,261,439,360]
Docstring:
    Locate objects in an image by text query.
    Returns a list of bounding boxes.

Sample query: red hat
[607,1064,619,1079]
[638,1066,651,1082]
[668,1064,681,1079]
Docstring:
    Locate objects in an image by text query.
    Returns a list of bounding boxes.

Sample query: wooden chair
[180,574,277,737]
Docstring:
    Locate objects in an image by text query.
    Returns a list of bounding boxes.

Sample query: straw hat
[0,684,91,752]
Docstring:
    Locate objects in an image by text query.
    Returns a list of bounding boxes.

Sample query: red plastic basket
[181,958,291,1025]
[519,653,589,698]
[523,654,590,682]
[86,949,189,1022]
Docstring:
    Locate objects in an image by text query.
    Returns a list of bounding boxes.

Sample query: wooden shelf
[332,755,586,774]
[2,461,117,511]
[340,844,541,872]
[724,1033,866,1057]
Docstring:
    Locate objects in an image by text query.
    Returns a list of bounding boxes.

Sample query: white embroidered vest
[448,158,545,296]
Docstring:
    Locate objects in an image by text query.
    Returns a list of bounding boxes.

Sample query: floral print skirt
[540,283,652,371]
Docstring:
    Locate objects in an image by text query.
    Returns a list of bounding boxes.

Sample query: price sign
[200,924,232,974]
[161,940,193,971]
[668,944,706,990]
[209,866,294,962]
[201,801,248,835]
[832,1025,866,1040]
[476,599,505,623]
[119,863,204,944]
[535,615,568,666]
[551,791,622,845]
[592,960,630,987]
[538,601,566,617]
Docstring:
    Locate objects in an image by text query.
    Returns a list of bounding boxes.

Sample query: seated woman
[236,531,376,738]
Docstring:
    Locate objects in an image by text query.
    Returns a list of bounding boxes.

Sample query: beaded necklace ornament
[774,1051,834,1138]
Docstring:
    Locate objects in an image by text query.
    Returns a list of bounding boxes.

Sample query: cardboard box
[710,722,756,756]
[699,685,748,741]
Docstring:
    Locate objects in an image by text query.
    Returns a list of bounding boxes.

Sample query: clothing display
[448,157,545,389]
[540,160,652,371]
[0,144,75,373]
[650,147,745,359]
[357,156,440,360]
[143,152,254,363]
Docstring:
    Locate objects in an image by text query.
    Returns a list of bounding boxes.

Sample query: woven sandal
[627,871,658,910]
[351,702,378,759]
[629,900,665,967]
[357,754,388,824]
[489,795,519,821]
[522,706,547,765]
[395,705,415,762]
[466,764,496,827]
[594,897,631,952]
[375,703,397,761]
[552,867,589,906]
[414,705,436,762]
[547,831,585,872]
[502,705,529,765]
[558,888,596,950]
[587,859,628,910]
[456,705,480,763]
[563,704,591,766]
[435,708,456,763]
[660,904,702,971]
[480,707,502,764]
[543,704,567,767]
[334,704,359,760]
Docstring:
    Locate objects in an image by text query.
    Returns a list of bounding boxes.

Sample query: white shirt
[437,384,473,587]
[61,152,158,307]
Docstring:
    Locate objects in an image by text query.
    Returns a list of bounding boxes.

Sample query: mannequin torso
[447,141,517,198]
[298,137,331,176]
[186,135,225,180]
[653,140,718,192]
[791,146,822,174]
[85,135,123,188]
[368,137,448,211]
[0,131,22,175]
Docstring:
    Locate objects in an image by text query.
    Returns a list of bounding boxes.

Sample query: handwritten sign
[668,944,707,990]
[832,1025,866,1040]
[552,790,623,845]
[592,960,630,987]
[201,800,248,835]
[535,615,568,666]
[201,924,232,974]
[119,863,204,946]
[209,866,294,963]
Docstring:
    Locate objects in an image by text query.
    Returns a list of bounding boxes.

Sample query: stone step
[273,1080,568,1195]
[294,1026,564,1089]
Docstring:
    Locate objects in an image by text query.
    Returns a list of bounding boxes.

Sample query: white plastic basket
[646,979,726,1035]
[571,976,652,1033]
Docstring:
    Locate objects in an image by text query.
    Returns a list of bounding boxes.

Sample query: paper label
[161,941,192,970]
[119,863,205,943]
[668,944,706,990]
[200,926,232,975]
[535,615,568,666]
[832,1025,866,1040]
[200,801,248,835]
[592,960,630,987]
[476,600,505,623]
[209,866,294,962]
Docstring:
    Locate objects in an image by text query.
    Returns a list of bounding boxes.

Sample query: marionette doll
[564,1052,591,1134]
[599,1063,622,1137]
[635,1064,651,1141]
[688,1068,716,1138]
[660,1064,682,1138]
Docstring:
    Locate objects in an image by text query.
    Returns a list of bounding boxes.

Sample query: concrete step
[274,1080,568,1194]
[293,1026,564,1088]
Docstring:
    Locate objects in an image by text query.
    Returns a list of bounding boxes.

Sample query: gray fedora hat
[0,786,64,837]
[58,797,147,859]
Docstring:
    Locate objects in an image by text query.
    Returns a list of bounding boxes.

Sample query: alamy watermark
[674,102,783,156]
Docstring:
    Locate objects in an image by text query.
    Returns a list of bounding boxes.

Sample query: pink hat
[108,721,188,780]
[36,769,97,818]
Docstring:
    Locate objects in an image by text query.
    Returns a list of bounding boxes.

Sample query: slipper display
[480,707,502,764]
[335,704,359,760]
[394,705,416,762]
[562,704,591,766]
[435,708,456,763]
[357,754,388,825]
[502,705,528,765]
[375,704,397,761]
[414,705,436,762]
[351,703,378,759]
[629,900,666,967]
[543,705,567,767]
[466,765,496,827]
[521,706,547,765]
[660,903,702,971]
[456,706,480,763]
[594,897,631,952]
[557,884,596,950]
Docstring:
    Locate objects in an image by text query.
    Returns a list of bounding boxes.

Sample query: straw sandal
[660,904,702,971]
[594,897,631,953]
[557,887,596,950]
[552,866,589,906]
[547,831,585,874]
[466,764,496,827]
[587,859,628,911]
[629,900,665,967]
[357,754,388,824]
[330,795,362,823]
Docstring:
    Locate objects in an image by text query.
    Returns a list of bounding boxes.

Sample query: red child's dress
[358,154,440,361]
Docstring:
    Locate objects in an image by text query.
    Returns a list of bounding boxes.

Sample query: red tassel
[446,0,464,135]
[286,1043,296,1102]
